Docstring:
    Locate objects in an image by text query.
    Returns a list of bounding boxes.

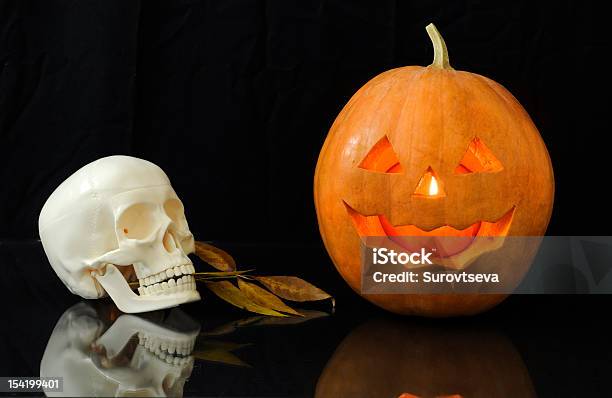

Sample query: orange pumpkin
[315,320,536,398]
[314,24,554,316]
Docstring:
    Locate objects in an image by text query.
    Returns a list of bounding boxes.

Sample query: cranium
[40,302,199,397]
[39,156,200,313]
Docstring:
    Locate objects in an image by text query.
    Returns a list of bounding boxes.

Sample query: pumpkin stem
[426,23,453,70]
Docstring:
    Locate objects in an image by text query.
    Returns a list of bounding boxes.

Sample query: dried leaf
[194,241,236,271]
[255,310,329,326]
[194,270,252,277]
[238,279,302,316]
[200,316,264,337]
[256,276,331,302]
[205,280,287,317]
[192,349,250,367]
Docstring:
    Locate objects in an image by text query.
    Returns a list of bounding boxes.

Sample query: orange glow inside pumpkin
[413,167,445,198]
[455,137,503,174]
[351,136,514,251]
[358,136,403,173]
[398,394,463,398]
[345,202,515,239]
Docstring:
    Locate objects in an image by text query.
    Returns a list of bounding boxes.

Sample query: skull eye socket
[117,203,157,240]
[358,136,403,173]
[455,137,503,174]
[164,199,187,229]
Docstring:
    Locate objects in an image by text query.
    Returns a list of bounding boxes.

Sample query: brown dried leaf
[194,241,236,271]
[200,316,264,337]
[194,270,251,277]
[192,349,250,367]
[238,279,302,316]
[255,276,331,302]
[205,280,287,317]
[255,310,329,326]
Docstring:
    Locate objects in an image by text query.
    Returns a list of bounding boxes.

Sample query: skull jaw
[94,264,201,313]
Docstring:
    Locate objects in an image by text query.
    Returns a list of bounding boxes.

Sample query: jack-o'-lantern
[314,24,554,316]
[315,320,536,398]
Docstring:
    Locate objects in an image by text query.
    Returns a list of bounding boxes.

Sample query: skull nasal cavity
[413,167,445,198]
[163,231,178,252]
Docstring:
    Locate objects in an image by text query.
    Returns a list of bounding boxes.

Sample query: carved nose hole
[412,166,446,198]
[163,231,178,253]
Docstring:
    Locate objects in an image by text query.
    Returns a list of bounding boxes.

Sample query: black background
[1,0,610,241]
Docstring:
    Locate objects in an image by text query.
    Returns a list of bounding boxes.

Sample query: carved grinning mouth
[345,202,515,257]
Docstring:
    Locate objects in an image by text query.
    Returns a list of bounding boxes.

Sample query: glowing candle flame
[428,174,439,196]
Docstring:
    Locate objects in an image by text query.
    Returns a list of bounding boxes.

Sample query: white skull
[40,302,199,397]
[39,156,201,313]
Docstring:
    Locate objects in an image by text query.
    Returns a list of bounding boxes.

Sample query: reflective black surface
[1,241,611,397]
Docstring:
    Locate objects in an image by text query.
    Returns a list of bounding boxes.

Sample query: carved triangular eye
[455,137,503,174]
[358,136,403,173]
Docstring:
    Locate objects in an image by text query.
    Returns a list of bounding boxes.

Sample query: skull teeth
[138,275,196,297]
[139,264,196,287]
[137,332,195,365]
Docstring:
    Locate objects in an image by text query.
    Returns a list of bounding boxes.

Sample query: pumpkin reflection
[315,319,536,398]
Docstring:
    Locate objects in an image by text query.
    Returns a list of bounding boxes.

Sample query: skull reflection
[40,302,199,397]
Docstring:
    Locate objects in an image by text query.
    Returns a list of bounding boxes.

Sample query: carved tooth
[161,341,168,351]
[161,281,169,291]
[147,276,154,286]
[174,266,182,277]
[166,268,175,278]
[139,278,144,286]
[138,287,145,296]
[180,265,188,275]
[173,357,180,365]
[168,278,176,288]
[153,283,161,293]
[168,344,175,354]
[155,274,162,283]
[176,277,183,285]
